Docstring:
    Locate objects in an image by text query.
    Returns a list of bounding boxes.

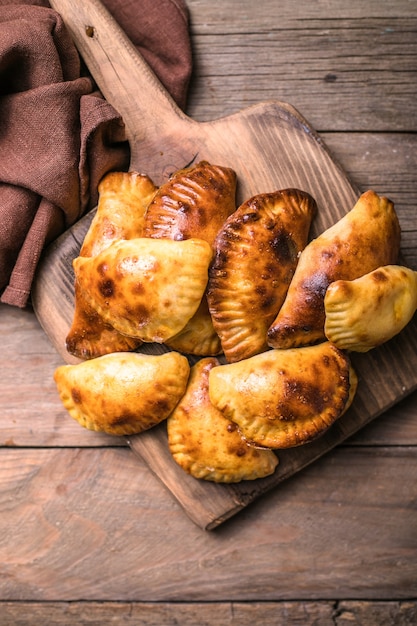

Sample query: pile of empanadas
[54,160,417,484]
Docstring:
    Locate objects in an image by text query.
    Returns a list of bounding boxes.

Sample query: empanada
[207,189,317,362]
[324,265,417,352]
[73,237,213,343]
[209,342,355,449]
[165,298,222,356]
[343,366,359,415]
[66,293,142,360]
[267,190,401,349]
[167,357,278,482]
[54,351,190,436]
[66,171,157,359]
[143,160,237,246]
[144,160,237,356]
[80,171,158,257]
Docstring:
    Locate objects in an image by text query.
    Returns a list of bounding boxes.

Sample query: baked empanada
[324,264,417,352]
[66,171,157,359]
[54,351,190,436]
[267,190,401,349]
[165,298,222,356]
[167,357,278,482]
[144,160,236,356]
[207,189,317,362]
[65,294,142,360]
[73,237,213,343]
[80,171,158,257]
[143,160,237,246]
[209,342,355,449]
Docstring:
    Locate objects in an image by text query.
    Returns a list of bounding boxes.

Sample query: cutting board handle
[49,0,191,167]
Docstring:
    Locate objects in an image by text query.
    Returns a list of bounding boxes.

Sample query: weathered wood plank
[335,601,417,626]
[348,391,417,446]
[1,600,416,626]
[186,3,417,132]
[187,0,417,23]
[0,446,416,600]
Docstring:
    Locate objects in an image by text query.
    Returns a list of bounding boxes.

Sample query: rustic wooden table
[1,0,416,624]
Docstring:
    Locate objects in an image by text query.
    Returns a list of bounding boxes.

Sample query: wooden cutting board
[32,0,417,530]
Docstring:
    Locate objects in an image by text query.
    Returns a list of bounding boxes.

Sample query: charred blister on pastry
[65,285,142,360]
[267,190,401,349]
[207,188,317,362]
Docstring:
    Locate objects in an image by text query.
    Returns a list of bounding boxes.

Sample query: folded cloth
[0,0,192,307]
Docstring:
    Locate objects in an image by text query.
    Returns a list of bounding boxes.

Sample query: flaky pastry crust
[165,298,222,356]
[143,160,237,246]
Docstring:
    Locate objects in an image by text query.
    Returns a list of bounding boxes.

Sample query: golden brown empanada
[144,160,237,356]
[165,298,222,356]
[65,293,142,360]
[54,351,190,436]
[343,366,358,416]
[324,265,417,352]
[167,357,278,482]
[66,171,157,359]
[209,342,355,449]
[267,190,401,349]
[143,160,237,246]
[73,237,213,343]
[81,171,158,257]
[207,189,317,362]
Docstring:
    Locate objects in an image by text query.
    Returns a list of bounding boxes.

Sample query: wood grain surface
[0,444,416,600]
[1,601,416,626]
[1,0,417,621]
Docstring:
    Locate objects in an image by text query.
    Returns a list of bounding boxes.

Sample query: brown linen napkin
[0,0,192,308]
